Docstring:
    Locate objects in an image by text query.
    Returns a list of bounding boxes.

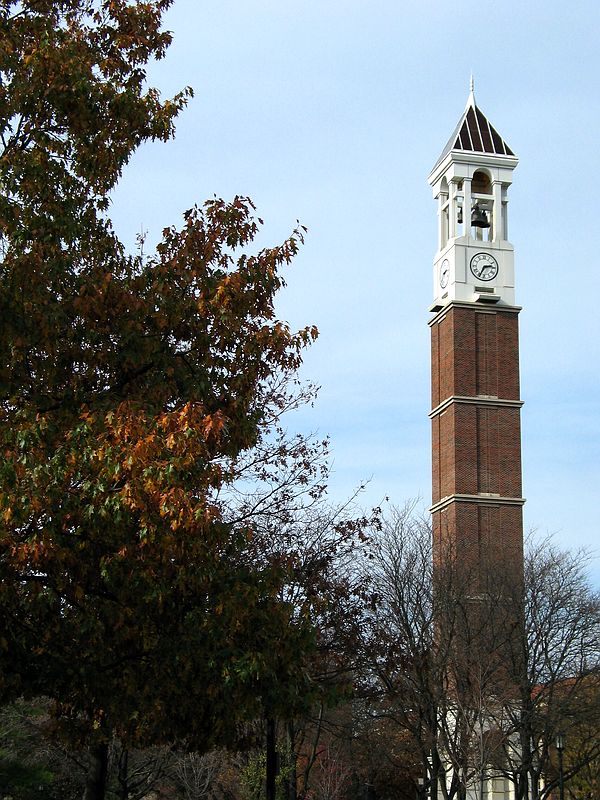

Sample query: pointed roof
[432,83,515,172]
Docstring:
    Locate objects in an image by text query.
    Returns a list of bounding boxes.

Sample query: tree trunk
[266,717,277,800]
[286,720,297,800]
[430,748,442,800]
[117,746,129,800]
[83,741,109,800]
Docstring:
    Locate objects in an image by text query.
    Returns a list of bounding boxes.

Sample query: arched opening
[471,170,493,242]
[472,170,492,194]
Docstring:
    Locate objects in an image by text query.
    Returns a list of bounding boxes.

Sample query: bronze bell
[471,203,490,229]
[457,206,463,224]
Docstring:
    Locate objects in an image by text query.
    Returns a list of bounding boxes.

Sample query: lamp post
[556,732,565,800]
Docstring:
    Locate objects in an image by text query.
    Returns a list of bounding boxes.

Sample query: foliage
[0,699,83,799]
[0,0,324,765]
[0,0,188,229]
[562,694,600,800]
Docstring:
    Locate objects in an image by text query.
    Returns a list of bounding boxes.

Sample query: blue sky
[110,0,600,583]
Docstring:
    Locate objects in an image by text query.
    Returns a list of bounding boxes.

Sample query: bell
[471,204,490,229]
[457,207,463,224]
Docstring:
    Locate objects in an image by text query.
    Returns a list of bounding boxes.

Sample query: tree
[499,540,600,800]
[169,748,236,800]
[561,687,600,800]
[229,489,377,800]
[362,503,471,800]
[0,2,324,796]
[362,508,600,800]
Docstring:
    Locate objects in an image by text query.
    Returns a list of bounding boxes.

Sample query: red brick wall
[431,305,520,408]
[432,403,521,503]
[432,502,524,592]
[430,303,524,588]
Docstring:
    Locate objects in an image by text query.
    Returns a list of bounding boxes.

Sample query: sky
[110,0,600,584]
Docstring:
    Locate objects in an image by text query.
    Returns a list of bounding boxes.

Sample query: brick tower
[428,84,524,598]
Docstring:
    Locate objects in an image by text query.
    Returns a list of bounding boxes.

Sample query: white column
[463,178,472,239]
[492,181,502,241]
[438,192,448,249]
[449,183,457,238]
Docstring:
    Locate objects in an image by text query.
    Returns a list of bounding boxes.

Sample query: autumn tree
[0,2,328,797]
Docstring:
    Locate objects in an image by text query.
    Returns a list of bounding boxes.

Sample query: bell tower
[428,84,524,594]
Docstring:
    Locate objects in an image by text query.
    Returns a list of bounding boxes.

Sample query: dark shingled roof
[434,92,515,170]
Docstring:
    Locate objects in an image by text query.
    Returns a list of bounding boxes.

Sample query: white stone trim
[428,299,522,326]
[430,494,526,514]
[429,151,519,187]
[430,395,524,418]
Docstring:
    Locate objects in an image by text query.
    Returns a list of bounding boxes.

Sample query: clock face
[439,259,450,289]
[470,252,499,282]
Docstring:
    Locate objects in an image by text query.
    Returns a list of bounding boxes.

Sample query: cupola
[428,82,519,311]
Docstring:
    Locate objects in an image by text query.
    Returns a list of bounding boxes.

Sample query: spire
[468,74,475,107]
[431,85,515,173]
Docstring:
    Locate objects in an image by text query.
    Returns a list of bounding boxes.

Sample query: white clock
[470,252,498,282]
[439,258,450,289]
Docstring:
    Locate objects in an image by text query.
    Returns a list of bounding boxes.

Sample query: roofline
[430,87,517,180]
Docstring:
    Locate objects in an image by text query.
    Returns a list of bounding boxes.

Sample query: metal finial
[465,74,476,110]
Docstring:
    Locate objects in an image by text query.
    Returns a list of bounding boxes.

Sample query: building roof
[432,85,515,171]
